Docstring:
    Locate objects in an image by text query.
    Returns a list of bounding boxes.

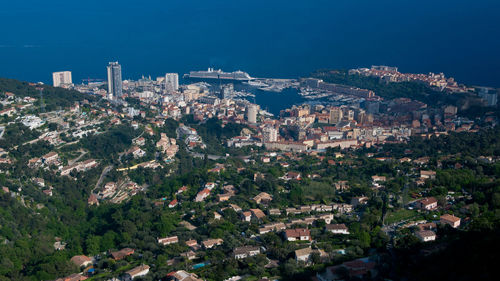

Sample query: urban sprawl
[0,63,498,281]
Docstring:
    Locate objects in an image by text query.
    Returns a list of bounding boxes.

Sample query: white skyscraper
[247,104,258,124]
[107,62,123,99]
[165,73,179,93]
[52,71,72,87]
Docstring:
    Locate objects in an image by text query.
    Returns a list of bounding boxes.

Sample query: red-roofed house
[416,197,438,210]
[168,199,178,208]
[70,255,92,268]
[195,188,210,202]
[440,214,461,228]
[284,228,311,241]
[158,236,179,246]
[110,248,135,260]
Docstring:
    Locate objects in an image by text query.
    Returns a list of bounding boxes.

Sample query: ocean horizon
[1,0,499,87]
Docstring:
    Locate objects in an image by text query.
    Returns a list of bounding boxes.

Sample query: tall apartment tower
[263,126,278,142]
[247,104,258,124]
[329,107,343,125]
[165,73,179,93]
[107,62,123,99]
[52,71,72,87]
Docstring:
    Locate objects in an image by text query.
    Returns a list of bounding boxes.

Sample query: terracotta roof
[70,255,91,267]
[250,209,266,219]
[416,230,436,238]
[419,197,437,205]
[326,223,348,230]
[285,228,310,238]
[126,264,150,277]
[110,248,134,260]
[441,214,460,222]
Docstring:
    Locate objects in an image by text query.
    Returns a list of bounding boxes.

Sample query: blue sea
[0,0,499,87]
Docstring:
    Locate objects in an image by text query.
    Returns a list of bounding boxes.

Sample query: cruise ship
[184,68,252,82]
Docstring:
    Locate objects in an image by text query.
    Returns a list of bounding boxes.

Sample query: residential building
[158,236,179,245]
[247,104,258,123]
[440,214,461,228]
[253,192,273,204]
[70,255,92,268]
[268,208,281,216]
[250,208,266,221]
[52,71,72,87]
[195,188,210,202]
[42,151,59,165]
[217,193,232,202]
[241,211,252,222]
[325,224,349,234]
[263,126,278,142]
[420,170,436,179]
[233,246,261,259]
[181,250,197,260]
[123,264,150,281]
[202,238,223,249]
[165,73,179,93]
[110,248,134,260]
[416,197,438,210]
[415,230,436,242]
[128,146,146,158]
[259,222,286,234]
[166,270,203,281]
[295,247,328,263]
[185,239,199,249]
[214,211,222,220]
[329,107,343,124]
[168,199,178,208]
[284,228,311,241]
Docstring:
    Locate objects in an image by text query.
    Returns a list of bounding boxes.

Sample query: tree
[100,231,117,251]
[85,235,102,255]
[311,252,321,264]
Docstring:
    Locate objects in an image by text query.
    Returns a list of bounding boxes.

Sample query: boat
[258,85,285,93]
[233,91,255,98]
[184,68,252,82]
[244,80,269,88]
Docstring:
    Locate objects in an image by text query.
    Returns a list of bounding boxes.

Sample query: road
[188,150,226,160]
[93,165,113,193]
[68,149,87,166]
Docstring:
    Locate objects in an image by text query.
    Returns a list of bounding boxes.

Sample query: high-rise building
[347,109,355,121]
[356,110,366,125]
[263,126,278,142]
[165,73,179,93]
[477,87,498,106]
[107,62,123,99]
[52,71,72,87]
[247,104,258,123]
[220,84,234,99]
[329,107,343,124]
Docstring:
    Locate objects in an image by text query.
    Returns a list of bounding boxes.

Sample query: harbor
[185,68,299,93]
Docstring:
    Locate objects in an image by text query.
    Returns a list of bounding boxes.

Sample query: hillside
[0,78,96,111]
